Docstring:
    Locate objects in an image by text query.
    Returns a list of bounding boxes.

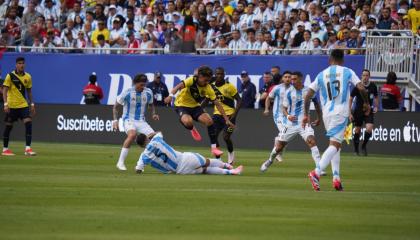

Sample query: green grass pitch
[0,141,419,240]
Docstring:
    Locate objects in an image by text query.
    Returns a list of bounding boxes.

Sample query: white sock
[3,147,8,151]
[315,145,338,176]
[117,147,129,165]
[269,147,279,162]
[211,144,217,148]
[25,146,31,150]
[228,151,235,163]
[208,158,225,168]
[310,146,321,168]
[331,149,341,180]
[206,167,230,175]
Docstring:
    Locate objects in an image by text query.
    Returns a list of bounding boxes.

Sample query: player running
[163,66,234,157]
[2,57,36,156]
[260,72,322,173]
[134,132,243,175]
[262,71,291,164]
[303,49,369,191]
[349,69,378,156]
[112,74,159,171]
[203,67,242,164]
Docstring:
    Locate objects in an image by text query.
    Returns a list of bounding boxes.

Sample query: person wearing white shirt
[310,21,326,43]
[275,0,292,18]
[299,30,314,54]
[241,3,256,28]
[67,2,85,21]
[260,31,274,55]
[256,0,274,27]
[41,0,60,24]
[107,5,118,30]
[245,28,260,54]
[95,34,111,54]
[164,0,176,22]
[109,17,125,46]
[228,30,246,55]
[214,36,229,55]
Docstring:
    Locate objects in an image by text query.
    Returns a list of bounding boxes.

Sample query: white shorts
[323,115,348,143]
[176,152,207,175]
[277,124,314,143]
[123,119,154,136]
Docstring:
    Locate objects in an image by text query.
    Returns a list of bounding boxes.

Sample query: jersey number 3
[327,80,340,100]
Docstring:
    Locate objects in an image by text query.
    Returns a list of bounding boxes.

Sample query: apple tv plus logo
[357,121,420,143]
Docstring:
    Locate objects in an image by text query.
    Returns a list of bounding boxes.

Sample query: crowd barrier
[0,104,419,156]
[0,53,365,105]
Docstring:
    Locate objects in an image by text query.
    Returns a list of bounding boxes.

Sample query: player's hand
[349,113,354,122]
[30,105,36,117]
[287,115,297,122]
[263,109,270,116]
[112,120,119,131]
[4,105,10,114]
[152,114,159,121]
[302,115,309,129]
[164,96,172,105]
[373,107,378,113]
[311,119,320,127]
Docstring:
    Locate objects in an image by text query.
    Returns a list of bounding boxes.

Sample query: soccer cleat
[211,147,223,157]
[116,162,127,171]
[135,166,143,174]
[308,170,320,191]
[230,165,243,175]
[333,179,343,191]
[260,159,273,173]
[2,149,15,156]
[190,127,202,141]
[275,154,283,162]
[24,148,37,156]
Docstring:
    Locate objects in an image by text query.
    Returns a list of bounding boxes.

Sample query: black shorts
[175,106,205,122]
[353,111,374,127]
[5,107,31,123]
[213,114,236,134]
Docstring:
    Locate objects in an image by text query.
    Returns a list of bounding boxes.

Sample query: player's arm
[282,96,296,122]
[312,98,321,126]
[303,88,315,129]
[27,88,36,116]
[231,93,242,120]
[348,96,354,121]
[164,81,185,104]
[150,102,159,121]
[213,99,235,128]
[2,85,9,113]
[112,102,122,130]
[263,95,271,116]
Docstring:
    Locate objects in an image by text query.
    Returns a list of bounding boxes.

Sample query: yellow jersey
[175,76,216,108]
[91,28,110,46]
[212,81,238,116]
[3,71,32,109]
[407,8,420,33]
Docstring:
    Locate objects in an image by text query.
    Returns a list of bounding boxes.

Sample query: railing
[1,45,166,54]
[196,47,366,55]
[415,36,420,89]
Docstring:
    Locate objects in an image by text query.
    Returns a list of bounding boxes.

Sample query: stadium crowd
[0,0,419,54]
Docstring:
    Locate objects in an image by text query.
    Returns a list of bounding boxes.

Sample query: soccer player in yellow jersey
[408,0,420,34]
[2,57,36,156]
[208,67,241,164]
[164,66,234,157]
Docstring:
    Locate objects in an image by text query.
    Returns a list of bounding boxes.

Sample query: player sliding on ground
[134,132,243,175]
[112,74,159,171]
[164,66,235,157]
[260,72,323,173]
[303,49,370,191]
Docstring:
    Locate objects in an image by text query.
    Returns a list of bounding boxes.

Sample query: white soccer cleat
[116,162,127,171]
[275,154,283,162]
[135,166,144,174]
[260,159,273,173]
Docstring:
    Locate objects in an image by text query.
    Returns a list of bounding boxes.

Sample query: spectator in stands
[245,28,259,54]
[83,72,104,105]
[41,0,60,25]
[30,37,43,52]
[94,4,106,22]
[407,0,420,34]
[239,71,256,109]
[298,30,314,54]
[291,21,305,48]
[205,16,220,48]
[260,31,275,54]
[214,35,228,55]
[62,29,76,53]
[312,38,323,54]
[147,72,169,106]
[43,30,61,52]
[377,8,393,29]
[109,17,124,46]
[74,15,84,32]
[139,30,153,54]
[60,19,77,40]
[94,34,110,54]
[180,15,196,53]
[91,19,109,47]
[0,0,7,25]
[5,15,20,45]
[8,0,24,18]
[75,30,88,53]
[311,20,326,43]
[229,29,246,55]
[347,27,361,54]
[166,27,182,53]
[0,28,14,47]
[67,1,84,21]
[126,31,139,54]
[22,2,41,33]
[325,31,338,50]
[45,19,60,38]
[381,71,402,111]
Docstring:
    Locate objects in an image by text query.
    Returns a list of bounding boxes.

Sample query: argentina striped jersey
[117,87,153,121]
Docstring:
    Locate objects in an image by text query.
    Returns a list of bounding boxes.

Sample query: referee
[349,69,378,156]
[2,57,36,156]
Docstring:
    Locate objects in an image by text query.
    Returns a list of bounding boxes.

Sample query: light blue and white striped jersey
[137,133,182,174]
[283,86,313,127]
[309,65,360,118]
[117,87,153,121]
[269,83,289,125]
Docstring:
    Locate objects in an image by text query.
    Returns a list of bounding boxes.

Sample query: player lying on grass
[134,132,243,175]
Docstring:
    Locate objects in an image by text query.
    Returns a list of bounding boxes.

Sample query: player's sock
[353,132,360,153]
[310,146,321,167]
[207,124,217,145]
[316,145,338,176]
[25,122,32,147]
[117,147,129,164]
[269,147,280,162]
[362,131,372,148]
[331,149,341,180]
[3,125,12,149]
[228,151,235,164]
[205,167,230,175]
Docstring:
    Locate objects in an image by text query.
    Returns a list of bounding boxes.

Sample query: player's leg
[222,116,236,164]
[197,112,223,156]
[2,112,15,156]
[212,115,224,154]
[23,118,36,156]
[116,121,137,171]
[361,113,374,156]
[204,158,243,175]
[331,149,343,191]
[260,137,287,173]
[176,107,201,141]
[352,113,363,155]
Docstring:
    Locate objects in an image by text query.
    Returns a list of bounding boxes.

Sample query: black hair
[330,49,344,62]
[133,74,148,84]
[272,73,281,85]
[362,69,370,75]
[386,71,397,85]
[97,34,105,41]
[89,74,97,84]
[183,14,194,27]
[215,67,225,74]
[16,57,24,63]
[197,66,213,78]
[283,70,292,75]
[136,134,148,147]
[271,66,280,71]
[264,71,272,76]
[291,71,303,79]
[246,28,256,34]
